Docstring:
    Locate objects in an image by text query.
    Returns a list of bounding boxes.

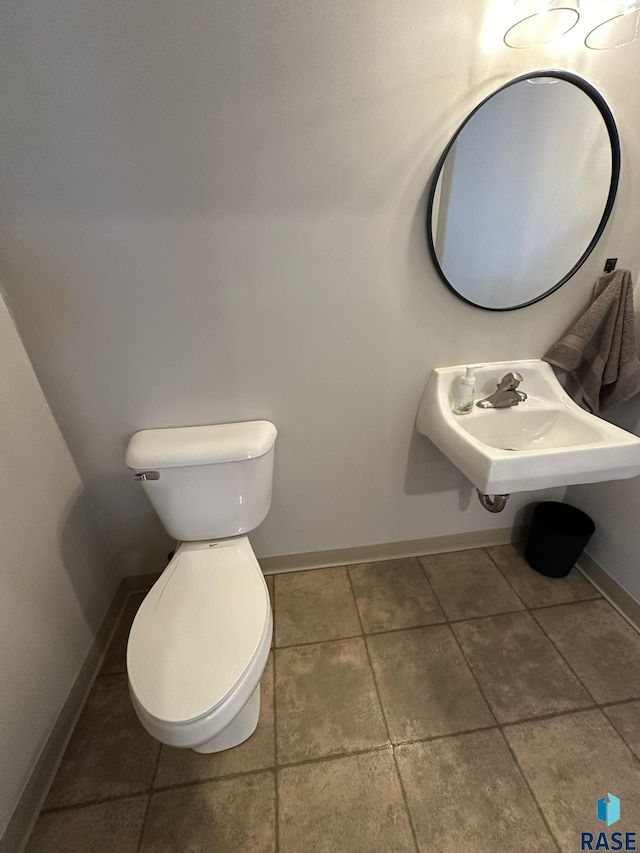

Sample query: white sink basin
[416,360,640,494]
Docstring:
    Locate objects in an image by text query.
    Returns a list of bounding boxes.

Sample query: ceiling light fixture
[585,1,640,48]
[504,0,580,48]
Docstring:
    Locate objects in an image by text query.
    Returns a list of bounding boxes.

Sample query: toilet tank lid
[126,420,277,470]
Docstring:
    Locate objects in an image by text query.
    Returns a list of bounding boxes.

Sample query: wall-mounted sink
[416,360,640,495]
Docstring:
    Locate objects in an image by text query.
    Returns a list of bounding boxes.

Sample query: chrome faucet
[476,372,527,409]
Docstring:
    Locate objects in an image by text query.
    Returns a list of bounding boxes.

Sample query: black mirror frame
[426,69,621,312]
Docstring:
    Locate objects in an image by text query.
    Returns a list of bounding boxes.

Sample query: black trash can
[525,502,595,578]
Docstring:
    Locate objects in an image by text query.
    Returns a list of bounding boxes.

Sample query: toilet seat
[127,537,270,735]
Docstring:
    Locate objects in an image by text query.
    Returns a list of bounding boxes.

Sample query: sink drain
[477,491,510,512]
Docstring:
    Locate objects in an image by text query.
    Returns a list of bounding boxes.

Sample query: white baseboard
[112,528,528,581]
[122,571,161,594]
[577,551,640,632]
[258,526,528,574]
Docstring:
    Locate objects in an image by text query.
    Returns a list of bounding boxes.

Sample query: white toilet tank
[125,420,277,541]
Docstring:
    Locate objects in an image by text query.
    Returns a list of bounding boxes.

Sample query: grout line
[265,575,279,852]
[150,742,163,790]
[269,574,276,653]
[497,727,562,853]
[575,562,640,637]
[482,544,527,590]
[600,696,640,711]
[135,793,153,853]
[421,552,555,851]
[499,706,600,733]
[484,545,602,608]
[345,562,368,637]
[345,569,420,853]
[272,561,640,753]
[39,700,636,814]
[483,547,609,706]
[495,704,599,729]
[41,790,151,816]
[275,631,364,650]
[439,620,499,728]
[412,555,501,729]
[43,770,282,817]
[271,651,280,853]
[600,703,640,771]
[445,596,602,628]
[344,569,391,746]
[137,746,161,853]
[275,744,393,775]
[416,550,528,621]
[43,696,640,815]
[519,594,602,611]
[486,552,640,728]
[426,549,560,847]
[384,722,500,750]
[144,767,278,796]
[271,767,279,853]
[528,608,601,704]
[479,545,527,609]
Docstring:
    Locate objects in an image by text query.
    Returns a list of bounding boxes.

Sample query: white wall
[0,295,116,839]
[567,393,640,602]
[562,32,640,606]
[1,1,640,577]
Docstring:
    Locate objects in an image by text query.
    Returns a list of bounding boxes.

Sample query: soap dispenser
[453,366,476,415]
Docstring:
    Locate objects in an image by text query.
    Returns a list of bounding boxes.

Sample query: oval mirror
[427,70,620,311]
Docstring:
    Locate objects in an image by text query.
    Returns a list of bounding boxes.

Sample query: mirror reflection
[428,72,619,311]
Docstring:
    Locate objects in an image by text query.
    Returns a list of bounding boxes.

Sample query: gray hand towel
[543,268,640,413]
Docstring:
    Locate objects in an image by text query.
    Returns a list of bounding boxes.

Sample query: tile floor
[25,543,640,853]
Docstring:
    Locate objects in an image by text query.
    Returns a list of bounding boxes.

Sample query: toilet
[124,420,277,754]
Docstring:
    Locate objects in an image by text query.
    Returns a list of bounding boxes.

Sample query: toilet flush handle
[134,471,160,481]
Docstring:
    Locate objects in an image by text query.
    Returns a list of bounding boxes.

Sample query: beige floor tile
[534,600,640,702]
[274,567,361,646]
[275,637,388,763]
[100,593,146,675]
[396,730,557,853]
[603,701,640,759]
[140,771,276,853]
[348,557,445,633]
[505,710,640,852]
[265,574,274,599]
[487,543,600,609]
[44,675,160,808]
[278,750,415,853]
[419,549,524,621]
[264,574,274,647]
[25,797,147,853]
[154,654,275,787]
[366,626,494,742]
[453,612,592,723]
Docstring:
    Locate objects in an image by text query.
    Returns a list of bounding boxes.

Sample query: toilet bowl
[127,537,271,752]
[124,420,277,753]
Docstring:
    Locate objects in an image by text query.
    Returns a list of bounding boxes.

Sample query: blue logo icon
[581,794,635,850]
[598,793,621,827]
